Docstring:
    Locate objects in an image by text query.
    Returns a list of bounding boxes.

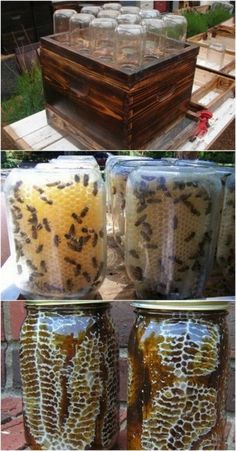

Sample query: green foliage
[183,5,233,38]
[1,65,44,124]
[199,151,235,165]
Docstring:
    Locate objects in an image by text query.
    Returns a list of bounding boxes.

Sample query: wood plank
[42,137,80,151]
[179,97,235,150]
[4,110,47,140]
[15,124,63,150]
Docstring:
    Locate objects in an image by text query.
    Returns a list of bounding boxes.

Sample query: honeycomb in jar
[216,173,235,288]
[6,168,106,299]
[125,168,222,299]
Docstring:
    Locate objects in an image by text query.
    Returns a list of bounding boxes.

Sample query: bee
[92,233,98,247]
[174,181,185,190]
[37,223,43,231]
[142,222,152,235]
[67,241,83,253]
[83,174,89,187]
[28,213,38,225]
[16,197,24,204]
[14,181,23,191]
[137,203,147,213]
[31,226,38,240]
[72,213,82,224]
[40,196,53,205]
[12,205,21,212]
[42,218,51,232]
[57,182,72,189]
[66,279,73,291]
[173,215,178,230]
[92,257,98,268]
[54,235,61,247]
[74,174,80,183]
[46,181,60,187]
[26,205,36,213]
[112,186,117,195]
[129,265,143,281]
[64,256,77,265]
[93,182,98,196]
[25,238,31,244]
[36,244,43,254]
[33,185,44,194]
[140,230,150,242]
[184,231,196,243]
[17,264,22,274]
[80,207,89,218]
[99,229,104,238]
[74,264,82,276]
[129,249,139,259]
[146,198,161,204]
[135,214,147,227]
[9,197,15,204]
[26,260,37,271]
[174,193,191,204]
[40,260,47,272]
[83,271,91,282]
[83,235,91,245]
[69,224,76,235]
[13,224,20,234]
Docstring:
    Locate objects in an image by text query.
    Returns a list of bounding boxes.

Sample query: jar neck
[134,307,228,319]
[26,302,111,314]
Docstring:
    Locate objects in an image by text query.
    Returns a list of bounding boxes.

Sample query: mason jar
[128,300,230,450]
[216,173,235,290]
[105,155,153,213]
[4,167,106,300]
[20,301,119,450]
[111,160,169,248]
[125,166,222,299]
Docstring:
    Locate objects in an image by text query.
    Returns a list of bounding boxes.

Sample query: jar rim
[132,300,232,311]
[25,300,111,307]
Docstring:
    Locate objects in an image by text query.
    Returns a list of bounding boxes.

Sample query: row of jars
[4,155,234,300]
[20,299,230,450]
[53,7,187,67]
[107,155,235,298]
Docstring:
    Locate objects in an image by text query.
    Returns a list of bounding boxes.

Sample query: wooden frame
[188,30,235,55]
[196,46,235,78]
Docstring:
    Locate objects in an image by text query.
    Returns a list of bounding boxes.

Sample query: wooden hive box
[40,34,199,150]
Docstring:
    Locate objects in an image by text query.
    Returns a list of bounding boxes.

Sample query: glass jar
[207,41,225,70]
[103,3,121,10]
[105,156,152,213]
[125,166,222,299]
[115,24,145,70]
[50,157,99,170]
[111,160,171,248]
[120,6,140,15]
[69,13,94,51]
[139,9,161,19]
[4,167,106,300]
[216,173,235,290]
[20,301,119,450]
[163,14,187,53]
[128,300,229,450]
[117,14,141,25]
[90,18,117,62]
[81,5,101,17]
[53,9,76,34]
[97,9,120,19]
[142,18,166,59]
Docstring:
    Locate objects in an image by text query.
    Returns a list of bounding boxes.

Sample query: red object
[154,1,169,13]
[194,110,213,137]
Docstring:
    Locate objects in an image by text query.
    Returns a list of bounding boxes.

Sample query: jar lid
[132,300,232,311]
[25,300,110,307]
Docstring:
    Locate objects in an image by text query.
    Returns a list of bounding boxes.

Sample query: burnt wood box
[40,34,199,150]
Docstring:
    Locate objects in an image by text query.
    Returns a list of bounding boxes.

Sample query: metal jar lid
[132,300,232,311]
[25,300,111,308]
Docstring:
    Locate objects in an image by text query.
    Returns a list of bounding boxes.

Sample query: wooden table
[3,97,235,151]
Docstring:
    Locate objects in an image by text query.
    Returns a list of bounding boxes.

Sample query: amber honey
[20,301,119,450]
[127,301,230,450]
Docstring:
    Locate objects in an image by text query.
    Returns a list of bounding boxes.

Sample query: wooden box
[188,29,235,55]
[40,34,199,150]
[191,67,235,110]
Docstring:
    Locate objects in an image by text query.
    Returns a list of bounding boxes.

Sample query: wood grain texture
[40,34,199,150]
[192,68,235,111]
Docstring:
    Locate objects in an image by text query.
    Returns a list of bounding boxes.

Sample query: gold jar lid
[132,300,232,311]
[25,300,110,307]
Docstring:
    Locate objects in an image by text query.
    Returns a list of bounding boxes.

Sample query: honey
[4,168,106,299]
[20,301,119,450]
[127,301,229,450]
[125,166,222,299]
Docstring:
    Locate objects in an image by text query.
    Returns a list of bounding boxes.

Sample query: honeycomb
[110,160,165,247]
[5,168,106,299]
[216,173,235,289]
[125,167,222,299]
[20,304,119,450]
[127,310,229,450]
